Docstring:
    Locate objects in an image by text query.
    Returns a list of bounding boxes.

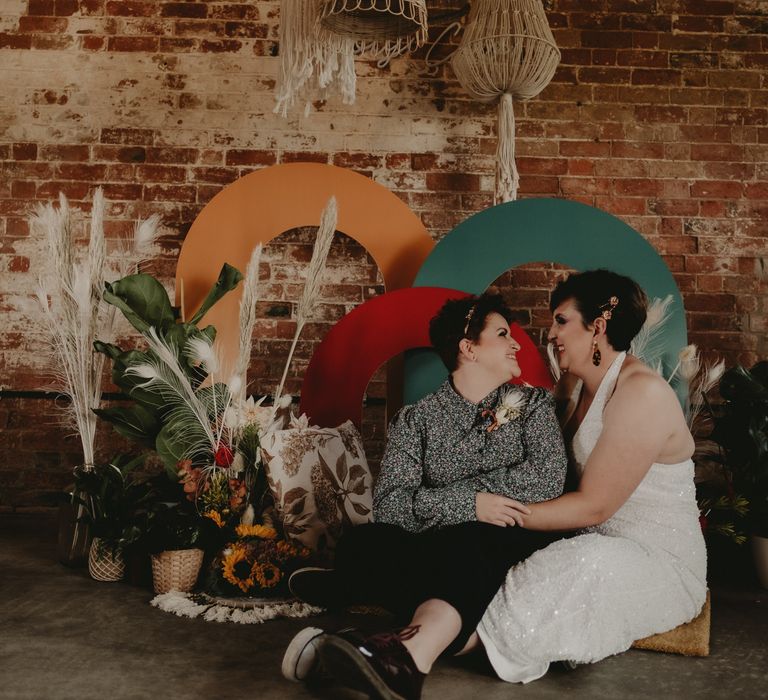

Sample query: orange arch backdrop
[175,163,435,373]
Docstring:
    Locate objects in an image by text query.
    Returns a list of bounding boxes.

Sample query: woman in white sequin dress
[475,270,707,683]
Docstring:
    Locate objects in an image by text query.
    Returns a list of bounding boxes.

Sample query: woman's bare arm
[509,373,689,531]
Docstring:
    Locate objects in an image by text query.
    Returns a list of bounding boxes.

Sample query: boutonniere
[481,389,526,432]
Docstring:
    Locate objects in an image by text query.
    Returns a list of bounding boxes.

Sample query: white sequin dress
[476,352,707,683]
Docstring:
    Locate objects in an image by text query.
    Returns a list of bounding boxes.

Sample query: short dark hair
[429,292,513,372]
[549,270,648,351]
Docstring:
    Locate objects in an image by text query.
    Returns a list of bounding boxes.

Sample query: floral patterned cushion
[261,418,373,563]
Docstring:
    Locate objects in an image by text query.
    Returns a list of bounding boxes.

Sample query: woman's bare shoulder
[615,355,678,405]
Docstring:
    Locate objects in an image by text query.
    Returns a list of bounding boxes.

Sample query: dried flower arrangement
[90,196,339,596]
[31,188,160,562]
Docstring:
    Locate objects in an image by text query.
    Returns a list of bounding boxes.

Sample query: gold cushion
[632,590,710,657]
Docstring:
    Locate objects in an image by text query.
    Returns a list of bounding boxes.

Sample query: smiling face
[471,311,522,381]
[547,299,595,374]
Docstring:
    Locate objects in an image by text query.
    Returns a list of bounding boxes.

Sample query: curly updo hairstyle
[549,269,648,352]
[429,292,514,372]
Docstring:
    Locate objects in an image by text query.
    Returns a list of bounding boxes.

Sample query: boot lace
[365,624,421,649]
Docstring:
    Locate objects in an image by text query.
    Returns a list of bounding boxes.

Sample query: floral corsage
[482,388,526,432]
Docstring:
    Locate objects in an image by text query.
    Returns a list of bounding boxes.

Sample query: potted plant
[74,455,148,582]
[711,361,768,587]
[132,476,219,594]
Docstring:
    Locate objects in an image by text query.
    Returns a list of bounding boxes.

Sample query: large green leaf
[188,263,243,325]
[103,274,175,334]
[109,348,167,411]
[155,424,188,478]
[93,404,160,447]
[93,340,123,361]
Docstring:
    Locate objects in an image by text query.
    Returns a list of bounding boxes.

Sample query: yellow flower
[236,524,278,539]
[221,545,254,593]
[253,562,281,588]
[204,510,225,528]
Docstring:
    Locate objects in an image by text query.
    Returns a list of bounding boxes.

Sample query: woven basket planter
[151,549,204,594]
[88,537,125,582]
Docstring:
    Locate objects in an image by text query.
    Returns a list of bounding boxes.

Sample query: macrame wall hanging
[319,0,429,61]
[451,0,560,203]
[274,0,357,117]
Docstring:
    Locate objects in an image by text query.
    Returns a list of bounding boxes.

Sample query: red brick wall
[1,0,766,508]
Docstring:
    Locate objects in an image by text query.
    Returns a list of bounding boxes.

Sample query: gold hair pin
[599,295,619,320]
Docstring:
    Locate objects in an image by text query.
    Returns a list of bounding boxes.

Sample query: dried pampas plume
[31,187,162,469]
[32,188,109,468]
[235,244,263,399]
[272,196,337,408]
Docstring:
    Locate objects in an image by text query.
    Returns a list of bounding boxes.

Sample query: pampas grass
[272,196,337,408]
[31,188,161,467]
[235,244,263,399]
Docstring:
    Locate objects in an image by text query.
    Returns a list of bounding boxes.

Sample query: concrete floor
[2,513,767,700]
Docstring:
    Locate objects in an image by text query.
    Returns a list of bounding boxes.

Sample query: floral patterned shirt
[373,381,567,533]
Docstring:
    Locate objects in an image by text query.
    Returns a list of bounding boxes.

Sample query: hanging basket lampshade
[451,0,560,203]
[274,0,357,117]
[319,0,429,61]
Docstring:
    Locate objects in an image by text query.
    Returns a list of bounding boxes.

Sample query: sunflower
[253,561,281,588]
[236,524,278,540]
[204,510,225,528]
[221,545,254,593]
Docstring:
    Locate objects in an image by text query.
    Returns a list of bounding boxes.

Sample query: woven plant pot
[88,537,125,582]
[151,549,204,594]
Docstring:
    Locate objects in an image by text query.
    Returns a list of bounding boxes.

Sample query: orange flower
[229,479,247,511]
[204,510,225,528]
[177,460,205,502]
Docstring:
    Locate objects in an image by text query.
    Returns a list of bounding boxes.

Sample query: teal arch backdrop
[404,198,687,405]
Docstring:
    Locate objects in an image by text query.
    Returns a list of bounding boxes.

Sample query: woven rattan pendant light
[274,0,357,117]
[451,0,560,203]
[320,0,428,61]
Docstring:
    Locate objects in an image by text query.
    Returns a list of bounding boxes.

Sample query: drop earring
[592,339,601,367]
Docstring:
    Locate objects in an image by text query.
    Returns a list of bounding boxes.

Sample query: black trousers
[334,521,560,655]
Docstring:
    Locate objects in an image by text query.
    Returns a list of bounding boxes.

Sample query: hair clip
[463,302,478,336]
[599,295,619,320]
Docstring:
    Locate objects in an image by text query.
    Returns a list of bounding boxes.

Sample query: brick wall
[1,0,766,508]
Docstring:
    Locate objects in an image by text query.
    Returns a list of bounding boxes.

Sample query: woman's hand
[476,492,531,527]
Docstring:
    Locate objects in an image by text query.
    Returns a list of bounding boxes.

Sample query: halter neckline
[571,352,627,445]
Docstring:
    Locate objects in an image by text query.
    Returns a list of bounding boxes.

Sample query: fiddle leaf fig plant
[93,263,244,475]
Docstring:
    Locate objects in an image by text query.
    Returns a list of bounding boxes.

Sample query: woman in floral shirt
[283,292,568,696]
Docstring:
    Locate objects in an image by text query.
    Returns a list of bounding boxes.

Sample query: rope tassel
[496,93,519,204]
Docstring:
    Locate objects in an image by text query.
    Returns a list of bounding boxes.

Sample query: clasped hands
[476,492,531,528]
